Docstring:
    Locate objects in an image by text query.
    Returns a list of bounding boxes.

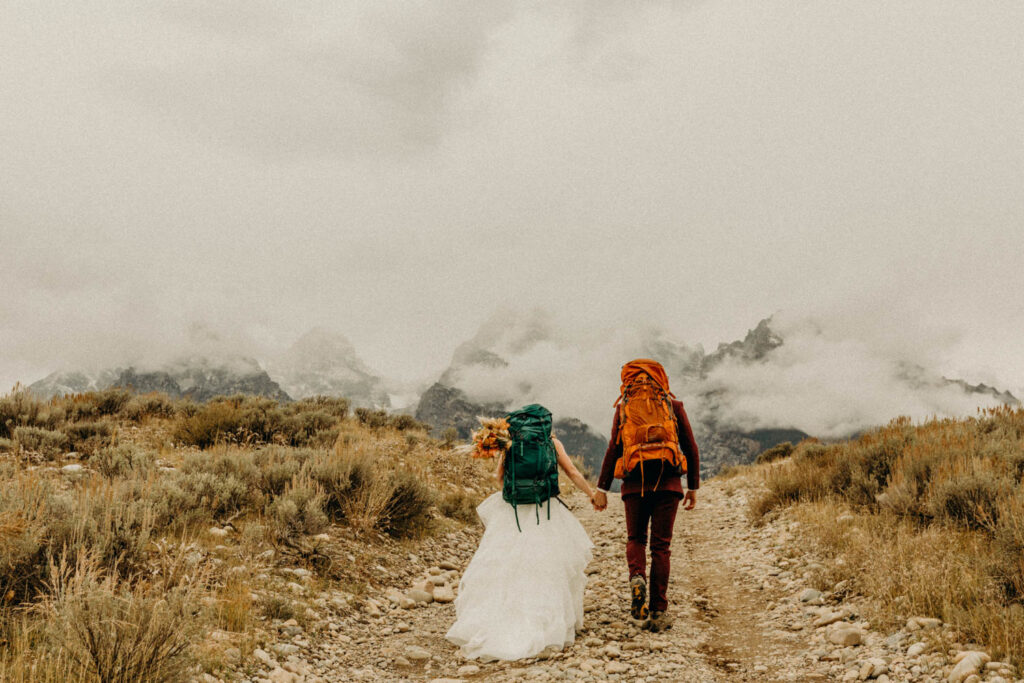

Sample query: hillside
[0,386,493,682]
[4,384,1024,681]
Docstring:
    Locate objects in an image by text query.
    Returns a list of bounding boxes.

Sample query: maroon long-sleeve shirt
[597,399,700,496]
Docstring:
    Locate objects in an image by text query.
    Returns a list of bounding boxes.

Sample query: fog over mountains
[29,328,389,410]
[25,310,1018,479]
[413,311,1018,477]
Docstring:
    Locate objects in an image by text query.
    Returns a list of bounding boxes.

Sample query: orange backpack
[613,359,685,486]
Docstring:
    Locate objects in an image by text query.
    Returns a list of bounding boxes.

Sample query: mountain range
[29,328,389,409]
[28,316,1018,479]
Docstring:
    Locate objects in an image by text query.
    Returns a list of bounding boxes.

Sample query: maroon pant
[623,491,681,612]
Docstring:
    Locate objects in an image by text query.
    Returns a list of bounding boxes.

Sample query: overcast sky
[2,1,1023,395]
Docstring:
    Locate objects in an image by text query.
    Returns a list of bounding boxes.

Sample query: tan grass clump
[753,406,1024,664]
[41,552,205,683]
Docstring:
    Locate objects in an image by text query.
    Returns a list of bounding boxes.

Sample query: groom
[592,359,699,632]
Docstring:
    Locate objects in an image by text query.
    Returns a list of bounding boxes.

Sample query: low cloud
[700,313,1005,438]
[444,308,1010,440]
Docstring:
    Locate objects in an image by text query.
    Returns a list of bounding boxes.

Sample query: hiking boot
[648,610,672,632]
[629,576,649,621]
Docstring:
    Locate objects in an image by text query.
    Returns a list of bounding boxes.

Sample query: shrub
[268,476,328,541]
[389,414,425,432]
[173,401,249,449]
[354,408,389,430]
[68,479,155,576]
[122,393,175,421]
[289,396,349,420]
[173,399,200,419]
[380,470,436,538]
[12,426,68,459]
[0,473,156,604]
[279,410,338,447]
[63,420,113,455]
[0,473,67,604]
[927,471,1011,530]
[439,490,480,524]
[43,553,202,683]
[90,388,132,416]
[0,386,63,439]
[172,471,254,520]
[441,427,459,446]
[252,446,319,495]
[301,451,358,520]
[91,444,155,479]
[259,595,296,621]
[755,441,794,464]
[172,396,338,448]
[62,389,130,422]
[149,477,208,530]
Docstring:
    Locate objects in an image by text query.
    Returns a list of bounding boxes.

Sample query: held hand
[682,490,697,510]
[592,490,608,511]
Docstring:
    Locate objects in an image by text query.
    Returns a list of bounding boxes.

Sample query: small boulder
[407,589,434,604]
[404,645,431,661]
[253,648,277,667]
[813,610,846,628]
[433,586,455,603]
[949,652,990,683]
[268,668,299,683]
[272,643,299,657]
[828,627,864,647]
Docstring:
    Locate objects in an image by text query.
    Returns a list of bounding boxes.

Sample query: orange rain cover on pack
[613,359,684,484]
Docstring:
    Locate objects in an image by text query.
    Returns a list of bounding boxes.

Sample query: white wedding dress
[446,492,594,661]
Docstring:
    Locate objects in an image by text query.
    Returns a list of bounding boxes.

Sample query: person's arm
[495,452,505,485]
[553,438,596,502]
[596,409,621,492]
[674,401,700,490]
[674,400,699,510]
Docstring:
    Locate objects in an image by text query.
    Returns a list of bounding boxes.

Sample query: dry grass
[42,552,206,683]
[215,572,253,633]
[331,430,437,538]
[0,616,91,683]
[0,384,492,680]
[752,406,1024,664]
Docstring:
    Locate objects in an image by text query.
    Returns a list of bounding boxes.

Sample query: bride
[446,404,597,661]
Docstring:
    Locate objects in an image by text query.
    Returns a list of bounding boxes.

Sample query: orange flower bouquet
[468,417,510,459]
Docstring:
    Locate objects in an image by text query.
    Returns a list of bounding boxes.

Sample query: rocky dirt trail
[242,478,1021,683]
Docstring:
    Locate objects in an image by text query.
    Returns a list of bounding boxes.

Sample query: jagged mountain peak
[270,328,390,408]
[703,318,783,371]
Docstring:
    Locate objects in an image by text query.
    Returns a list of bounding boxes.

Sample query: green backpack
[503,404,561,531]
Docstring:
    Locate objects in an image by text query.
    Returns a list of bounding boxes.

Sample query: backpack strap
[511,442,521,532]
